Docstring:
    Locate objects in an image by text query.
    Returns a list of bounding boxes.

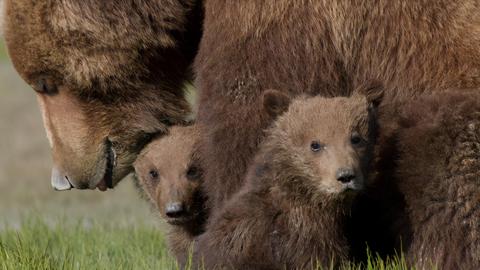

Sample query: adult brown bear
[2,0,203,190]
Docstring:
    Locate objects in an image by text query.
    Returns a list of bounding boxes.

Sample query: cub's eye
[310,141,324,152]
[149,169,159,180]
[186,166,201,181]
[350,132,364,146]
[34,77,58,95]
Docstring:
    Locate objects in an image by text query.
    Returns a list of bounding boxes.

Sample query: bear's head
[134,125,204,225]
[2,1,197,191]
[261,84,382,202]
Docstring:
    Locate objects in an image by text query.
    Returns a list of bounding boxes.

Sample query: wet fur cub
[194,86,382,270]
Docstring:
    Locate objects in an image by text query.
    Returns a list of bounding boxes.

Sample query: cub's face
[134,126,203,225]
[263,91,378,197]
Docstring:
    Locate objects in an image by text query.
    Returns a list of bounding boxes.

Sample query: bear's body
[373,91,480,269]
[194,90,380,269]
[134,125,206,264]
[195,0,480,212]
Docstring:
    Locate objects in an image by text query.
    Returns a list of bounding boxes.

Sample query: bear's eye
[350,132,365,146]
[34,77,58,95]
[310,141,324,152]
[149,169,159,180]
[186,166,201,181]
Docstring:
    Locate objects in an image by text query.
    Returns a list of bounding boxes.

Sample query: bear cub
[134,125,206,263]
[194,86,382,270]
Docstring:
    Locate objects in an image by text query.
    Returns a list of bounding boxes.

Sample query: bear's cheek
[142,175,159,205]
[317,178,344,194]
[308,166,340,193]
[309,156,335,180]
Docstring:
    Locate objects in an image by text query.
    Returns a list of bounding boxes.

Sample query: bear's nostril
[336,168,356,183]
[165,202,185,218]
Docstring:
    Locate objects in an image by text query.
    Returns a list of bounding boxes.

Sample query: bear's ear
[355,80,384,108]
[262,89,292,118]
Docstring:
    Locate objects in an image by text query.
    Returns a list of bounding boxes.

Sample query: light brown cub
[194,85,382,270]
[134,125,206,264]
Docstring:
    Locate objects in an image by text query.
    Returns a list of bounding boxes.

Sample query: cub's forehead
[140,138,188,162]
[289,95,369,122]
[276,96,370,140]
[136,126,198,168]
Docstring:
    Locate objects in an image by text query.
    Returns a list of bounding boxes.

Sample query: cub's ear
[355,80,384,108]
[262,89,292,118]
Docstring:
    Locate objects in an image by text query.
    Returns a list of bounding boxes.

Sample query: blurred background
[0,34,158,228]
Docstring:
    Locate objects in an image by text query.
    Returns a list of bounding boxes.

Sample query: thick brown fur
[194,91,379,270]
[369,90,480,269]
[195,0,480,215]
[134,125,206,264]
[3,0,202,190]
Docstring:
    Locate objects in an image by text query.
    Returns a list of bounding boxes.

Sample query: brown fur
[368,90,480,269]
[134,125,206,263]
[195,0,480,214]
[3,0,202,190]
[194,91,379,269]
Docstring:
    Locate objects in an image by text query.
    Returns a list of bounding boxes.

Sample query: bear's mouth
[165,209,201,226]
[343,180,364,192]
[166,215,194,226]
[96,139,116,191]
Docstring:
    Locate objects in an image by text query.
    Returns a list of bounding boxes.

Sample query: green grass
[0,218,179,270]
[345,251,415,270]
[0,219,418,270]
[0,40,8,60]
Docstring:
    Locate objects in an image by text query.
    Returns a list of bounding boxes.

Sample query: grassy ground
[0,219,177,270]
[0,219,415,270]
[0,38,418,269]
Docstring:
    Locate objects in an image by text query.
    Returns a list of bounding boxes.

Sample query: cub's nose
[165,202,186,218]
[336,168,356,183]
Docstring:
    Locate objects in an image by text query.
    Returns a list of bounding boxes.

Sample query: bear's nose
[165,202,185,218]
[336,168,356,183]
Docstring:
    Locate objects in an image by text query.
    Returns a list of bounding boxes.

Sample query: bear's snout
[335,167,364,191]
[336,168,356,184]
[165,202,186,218]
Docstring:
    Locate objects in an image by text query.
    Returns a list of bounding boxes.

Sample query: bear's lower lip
[343,188,357,194]
[343,179,364,192]
[166,216,193,225]
[96,179,108,191]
